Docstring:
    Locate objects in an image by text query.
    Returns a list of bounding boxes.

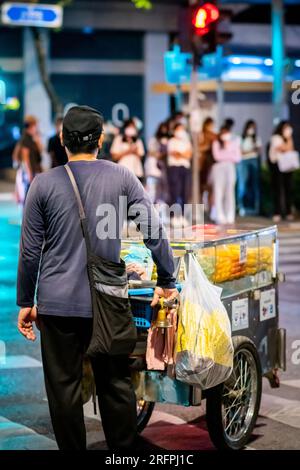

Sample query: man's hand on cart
[126,262,147,280]
[151,286,179,308]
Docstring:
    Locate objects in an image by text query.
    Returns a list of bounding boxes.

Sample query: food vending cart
[124,225,286,450]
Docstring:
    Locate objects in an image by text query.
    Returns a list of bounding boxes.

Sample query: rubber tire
[137,401,155,433]
[206,340,262,450]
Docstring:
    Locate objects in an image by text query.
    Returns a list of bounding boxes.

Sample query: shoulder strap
[64,164,86,220]
[64,163,92,254]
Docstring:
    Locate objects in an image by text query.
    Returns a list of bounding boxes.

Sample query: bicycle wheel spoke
[225,405,243,432]
[221,348,258,443]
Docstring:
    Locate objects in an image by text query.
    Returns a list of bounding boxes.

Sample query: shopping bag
[175,254,233,389]
[277,150,300,173]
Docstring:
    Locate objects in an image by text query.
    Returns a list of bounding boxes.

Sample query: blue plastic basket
[129,283,182,329]
[130,299,153,329]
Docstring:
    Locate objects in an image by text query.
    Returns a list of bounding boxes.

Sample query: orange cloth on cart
[146,310,177,370]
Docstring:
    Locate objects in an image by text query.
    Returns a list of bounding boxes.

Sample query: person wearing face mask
[268,121,298,222]
[239,120,262,216]
[173,111,188,129]
[48,116,68,168]
[145,121,170,203]
[111,119,145,182]
[167,123,192,225]
[14,115,43,205]
[211,126,241,225]
[198,117,217,208]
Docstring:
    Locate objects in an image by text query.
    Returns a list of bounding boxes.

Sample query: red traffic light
[193,3,220,36]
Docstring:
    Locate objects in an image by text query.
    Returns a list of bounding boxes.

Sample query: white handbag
[278,150,300,173]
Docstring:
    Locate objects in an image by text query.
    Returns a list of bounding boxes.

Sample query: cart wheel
[206,338,262,450]
[137,399,155,433]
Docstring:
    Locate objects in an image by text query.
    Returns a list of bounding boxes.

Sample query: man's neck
[68,153,97,162]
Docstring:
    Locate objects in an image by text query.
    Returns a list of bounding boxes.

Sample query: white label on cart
[232,298,249,331]
[260,289,276,321]
[240,240,247,264]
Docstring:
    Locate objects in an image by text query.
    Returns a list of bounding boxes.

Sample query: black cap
[63,105,103,147]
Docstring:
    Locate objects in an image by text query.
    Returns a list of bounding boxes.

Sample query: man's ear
[59,130,64,147]
[98,133,105,149]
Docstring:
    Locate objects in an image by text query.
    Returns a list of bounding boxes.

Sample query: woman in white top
[211,125,241,225]
[268,120,295,222]
[111,119,145,182]
[167,123,192,221]
[239,120,262,216]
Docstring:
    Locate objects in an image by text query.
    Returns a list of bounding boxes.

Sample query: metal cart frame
[128,226,286,450]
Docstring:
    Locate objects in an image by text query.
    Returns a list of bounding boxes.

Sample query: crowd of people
[13,110,298,225]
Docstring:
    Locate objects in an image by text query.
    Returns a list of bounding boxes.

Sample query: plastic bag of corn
[175,254,233,389]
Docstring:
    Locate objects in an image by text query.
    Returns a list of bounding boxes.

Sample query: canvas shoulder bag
[277,150,300,173]
[64,164,137,357]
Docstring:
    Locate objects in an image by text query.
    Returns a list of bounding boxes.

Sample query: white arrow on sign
[1,2,63,28]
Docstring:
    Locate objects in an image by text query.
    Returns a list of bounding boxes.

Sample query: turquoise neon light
[0,80,6,105]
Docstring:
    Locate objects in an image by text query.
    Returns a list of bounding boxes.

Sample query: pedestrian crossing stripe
[279,265,300,274]
[278,232,300,284]
[0,416,57,450]
[260,393,300,429]
[0,193,15,202]
[279,273,300,281]
[0,355,42,369]
[281,379,300,389]
[279,255,300,262]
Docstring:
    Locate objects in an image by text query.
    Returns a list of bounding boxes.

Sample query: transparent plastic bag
[175,254,233,389]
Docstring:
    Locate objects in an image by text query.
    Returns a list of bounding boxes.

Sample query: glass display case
[121,225,278,298]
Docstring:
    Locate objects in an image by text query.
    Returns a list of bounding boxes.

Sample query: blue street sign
[1,2,63,28]
[164,45,192,85]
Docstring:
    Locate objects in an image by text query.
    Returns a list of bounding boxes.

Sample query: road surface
[0,199,300,450]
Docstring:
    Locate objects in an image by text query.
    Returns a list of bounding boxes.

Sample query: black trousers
[39,315,137,451]
[268,160,293,216]
[167,166,191,209]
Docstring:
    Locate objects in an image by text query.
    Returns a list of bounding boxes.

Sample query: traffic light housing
[192,3,220,37]
[191,2,220,63]
[178,2,233,65]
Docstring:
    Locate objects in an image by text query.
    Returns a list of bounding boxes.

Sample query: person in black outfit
[268,120,296,222]
[17,105,178,451]
[48,116,68,167]
[19,115,43,178]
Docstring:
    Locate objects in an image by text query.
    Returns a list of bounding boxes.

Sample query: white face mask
[125,127,137,138]
[133,117,143,132]
[283,127,293,138]
[178,117,187,127]
[221,133,231,142]
[174,129,188,140]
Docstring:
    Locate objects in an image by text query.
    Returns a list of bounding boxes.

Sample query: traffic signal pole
[188,1,221,215]
[189,64,201,212]
[189,0,201,212]
[272,0,286,124]
[216,45,224,129]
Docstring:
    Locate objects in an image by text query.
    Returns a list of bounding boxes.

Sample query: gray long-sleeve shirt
[17,160,175,317]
